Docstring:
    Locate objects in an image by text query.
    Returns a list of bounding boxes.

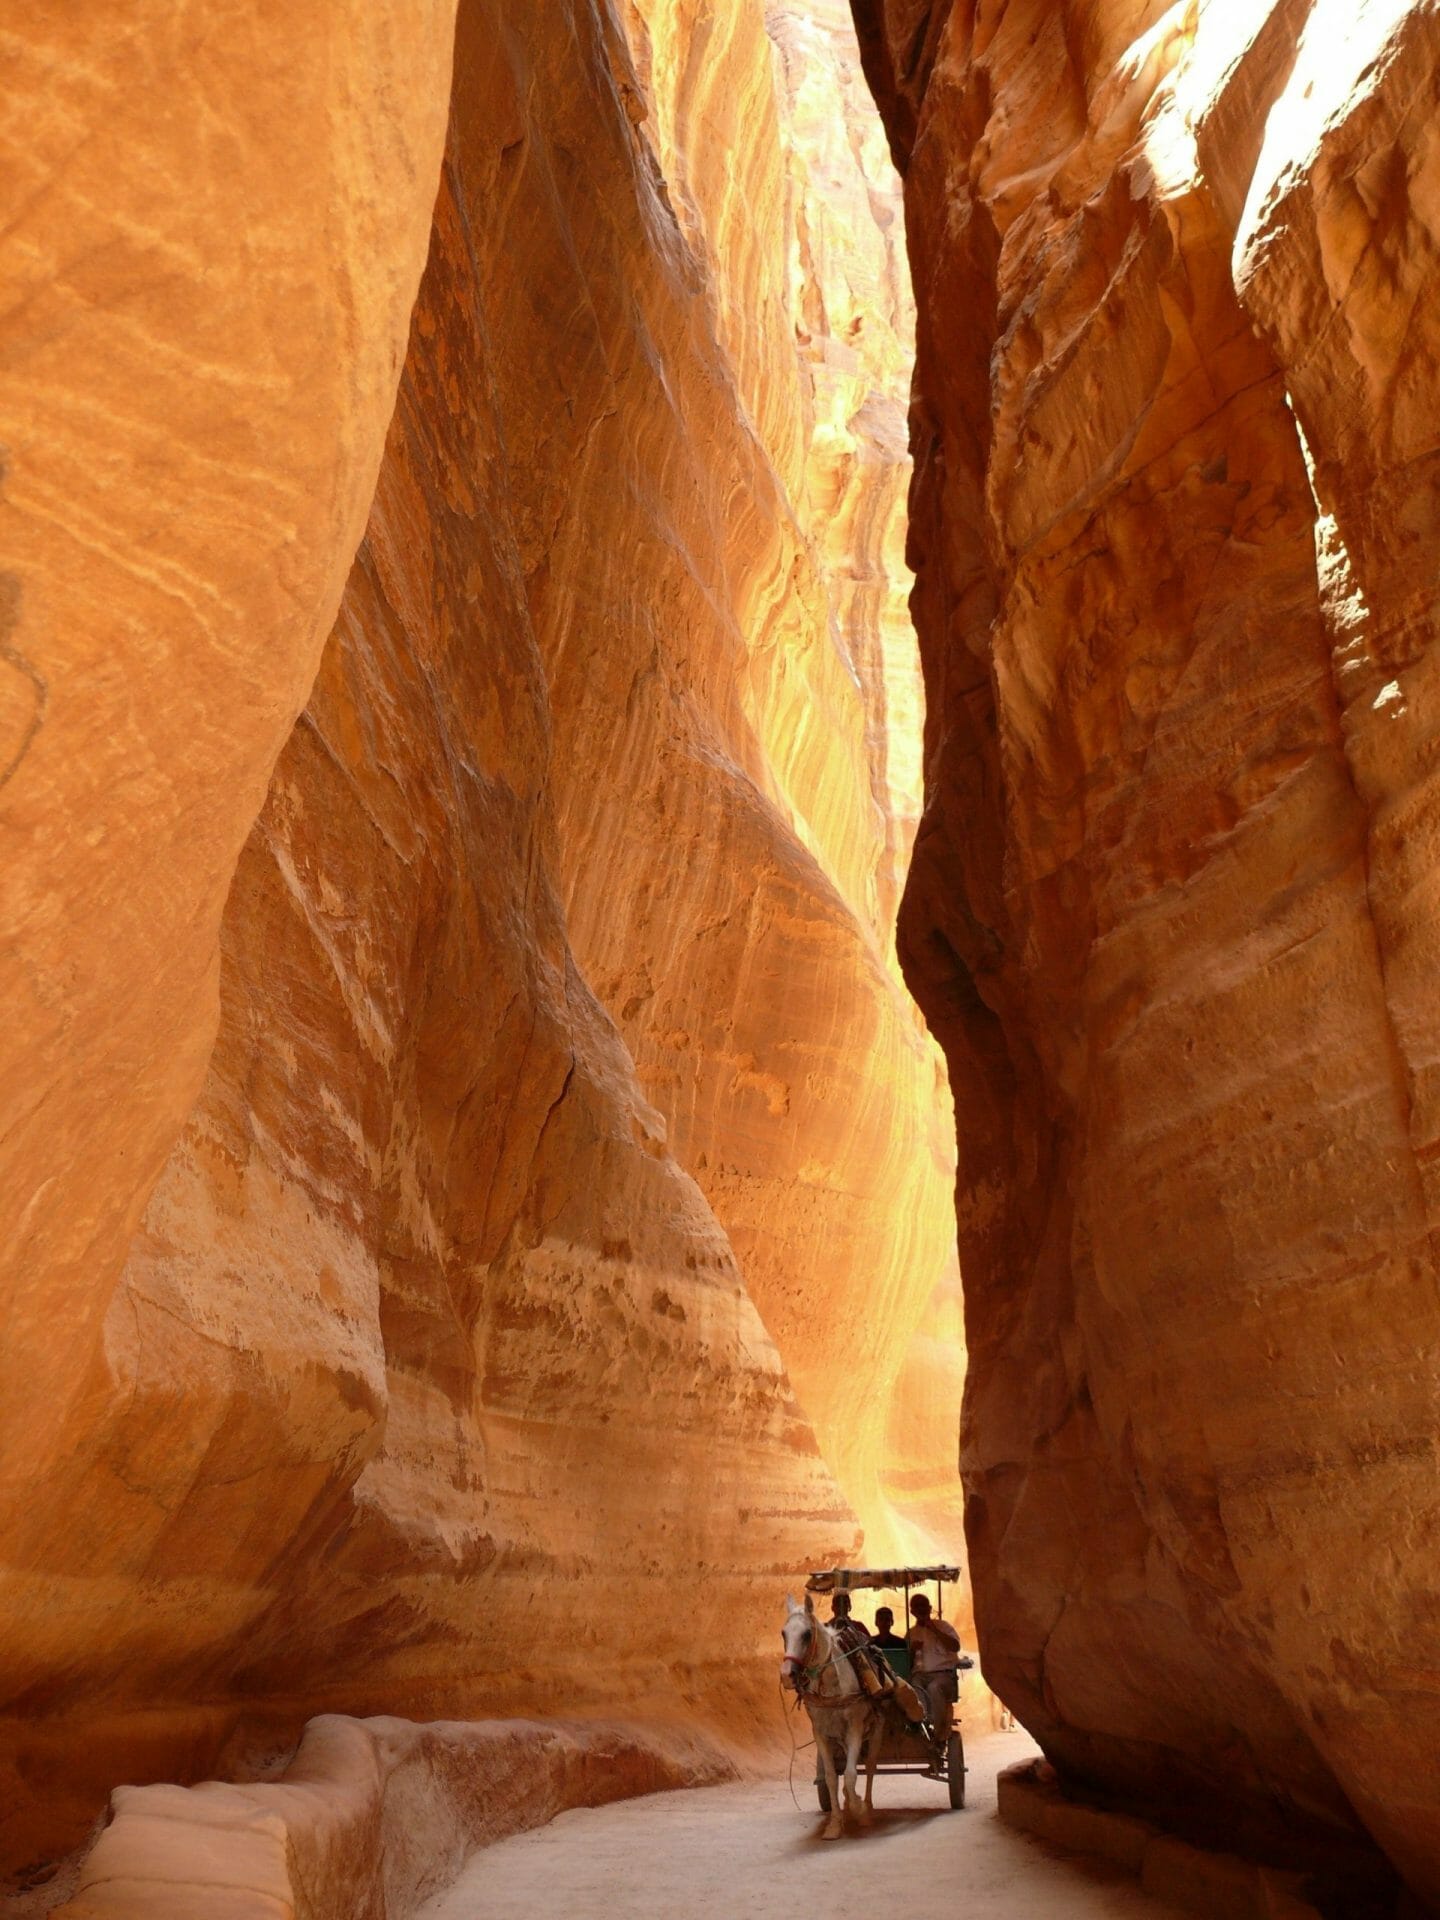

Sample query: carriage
[803,1565,968,1812]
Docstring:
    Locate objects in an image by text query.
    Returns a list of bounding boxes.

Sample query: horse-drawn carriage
[781,1565,970,1837]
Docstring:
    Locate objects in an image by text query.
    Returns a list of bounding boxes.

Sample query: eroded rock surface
[1,0,960,1877]
[857,0,1440,1900]
[50,1714,730,1920]
[0,0,460,1873]
[588,0,961,1557]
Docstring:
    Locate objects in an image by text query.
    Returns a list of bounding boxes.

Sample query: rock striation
[0,0,461,1874]
[857,0,1440,1902]
[770,0,928,942]
[591,0,961,1559]
[0,0,960,1880]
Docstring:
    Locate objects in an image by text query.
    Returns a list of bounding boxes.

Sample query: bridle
[781,1616,851,1700]
[781,1616,819,1693]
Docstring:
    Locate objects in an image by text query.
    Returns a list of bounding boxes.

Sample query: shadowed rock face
[0,0,960,1874]
[855,0,1440,1900]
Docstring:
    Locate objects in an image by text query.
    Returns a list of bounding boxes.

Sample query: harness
[783,1621,865,1703]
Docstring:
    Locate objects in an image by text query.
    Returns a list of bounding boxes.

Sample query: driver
[828,1590,871,1650]
[907,1593,972,1739]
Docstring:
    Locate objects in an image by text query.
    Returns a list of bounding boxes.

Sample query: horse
[780,1594,884,1839]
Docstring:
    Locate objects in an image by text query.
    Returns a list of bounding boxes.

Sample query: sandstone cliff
[0,0,461,1873]
[563,0,960,1561]
[0,0,959,1877]
[857,0,1440,1901]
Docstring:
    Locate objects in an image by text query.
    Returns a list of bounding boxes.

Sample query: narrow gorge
[4,1,1440,1916]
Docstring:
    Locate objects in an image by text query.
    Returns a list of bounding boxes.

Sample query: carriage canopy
[804,1566,960,1593]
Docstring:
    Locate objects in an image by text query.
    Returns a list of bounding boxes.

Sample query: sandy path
[419,1727,1188,1919]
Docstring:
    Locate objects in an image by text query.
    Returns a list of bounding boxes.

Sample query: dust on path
[419,1727,1188,1919]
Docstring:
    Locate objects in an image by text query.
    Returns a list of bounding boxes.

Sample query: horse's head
[780,1593,820,1690]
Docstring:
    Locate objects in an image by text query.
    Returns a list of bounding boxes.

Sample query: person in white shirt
[907,1593,971,1739]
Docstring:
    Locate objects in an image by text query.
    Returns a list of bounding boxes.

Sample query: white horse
[780,1594,883,1839]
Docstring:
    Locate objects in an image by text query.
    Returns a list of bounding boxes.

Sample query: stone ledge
[51,1715,733,1920]
[996,1761,1322,1920]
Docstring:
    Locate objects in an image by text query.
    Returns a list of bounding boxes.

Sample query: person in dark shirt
[870,1605,907,1653]
[828,1590,870,1647]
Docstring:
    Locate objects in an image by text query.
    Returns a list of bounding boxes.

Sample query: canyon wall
[572,0,961,1559]
[0,0,960,1880]
[857,0,1440,1902]
[0,0,462,1877]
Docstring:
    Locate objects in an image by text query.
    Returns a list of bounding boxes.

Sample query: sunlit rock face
[857,0,1440,1898]
[0,0,959,1873]
[771,0,927,942]
[559,0,962,1558]
[0,0,460,1874]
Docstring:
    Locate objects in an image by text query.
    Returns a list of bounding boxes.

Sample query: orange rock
[858,0,1440,1902]
[0,0,961,1875]
[584,0,961,1561]
[0,0,459,1872]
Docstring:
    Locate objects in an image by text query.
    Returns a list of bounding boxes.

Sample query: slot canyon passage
[6,0,1440,1917]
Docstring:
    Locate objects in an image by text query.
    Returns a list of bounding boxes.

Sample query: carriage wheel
[946,1730,966,1809]
[816,1775,833,1813]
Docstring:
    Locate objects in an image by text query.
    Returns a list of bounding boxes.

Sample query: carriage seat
[873,1644,911,1680]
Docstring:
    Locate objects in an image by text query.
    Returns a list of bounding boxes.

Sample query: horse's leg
[842,1710,863,1824]
[862,1710,882,1817]
[816,1720,843,1840]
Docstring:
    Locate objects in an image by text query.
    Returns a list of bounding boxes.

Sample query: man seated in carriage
[827,1589,870,1649]
[869,1605,907,1659]
[907,1593,971,1739]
